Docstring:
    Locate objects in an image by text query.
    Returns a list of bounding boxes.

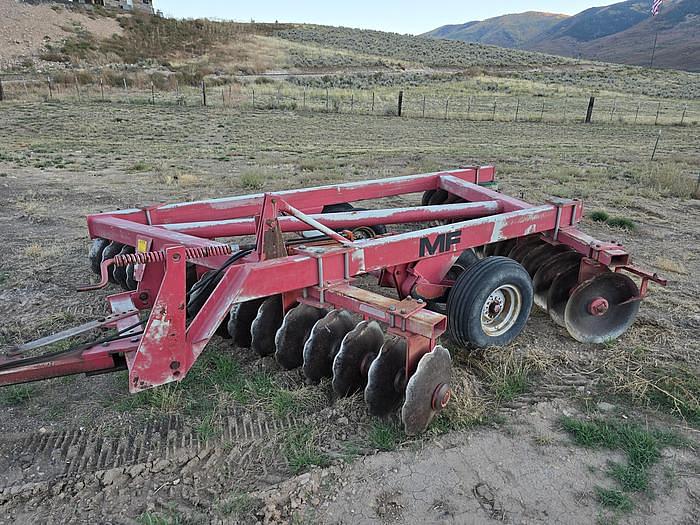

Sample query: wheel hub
[431,383,451,410]
[588,297,609,316]
[481,285,522,337]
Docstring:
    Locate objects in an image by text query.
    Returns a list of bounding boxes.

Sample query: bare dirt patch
[0,0,122,66]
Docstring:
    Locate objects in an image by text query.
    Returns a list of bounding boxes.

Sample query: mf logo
[419,231,462,257]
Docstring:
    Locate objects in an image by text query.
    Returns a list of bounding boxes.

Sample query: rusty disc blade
[275,304,327,370]
[564,272,640,344]
[492,239,517,257]
[101,241,123,284]
[125,264,137,291]
[401,345,452,436]
[546,266,582,327]
[364,337,407,417]
[521,243,570,277]
[113,245,134,291]
[302,309,356,384]
[332,320,384,397]
[228,298,265,348]
[532,251,582,309]
[507,236,543,262]
[89,238,109,275]
[251,295,284,357]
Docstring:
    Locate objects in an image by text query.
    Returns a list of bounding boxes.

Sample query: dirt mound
[0,0,122,67]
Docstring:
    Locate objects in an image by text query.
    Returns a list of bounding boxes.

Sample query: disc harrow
[0,166,666,435]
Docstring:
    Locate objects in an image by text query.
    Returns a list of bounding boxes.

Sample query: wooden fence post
[422,94,426,118]
[635,103,640,124]
[540,101,545,122]
[351,92,354,112]
[0,78,4,102]
[655,101,661,125]
[651,131,661,160]
[492,99,497,121]
[514,98,520,122]
[680,104,687,125]
[467,96,472,120]
[585,96,595,123]
[610,99,616,122]
[47,76,53,99]
[152,82,156,105]
[251,88,255,108]
[303,87,306,109]
[444,98,449,120]
[201,81,207,106]
[222,88,225,107]
[397,90,403,117]
[74,74,81,102]
[325,88,329,112]
[100,79,105,101]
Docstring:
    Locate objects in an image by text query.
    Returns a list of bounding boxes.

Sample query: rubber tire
[447,256,533,348]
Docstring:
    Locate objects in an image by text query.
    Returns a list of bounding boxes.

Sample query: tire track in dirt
[0,409,299,499]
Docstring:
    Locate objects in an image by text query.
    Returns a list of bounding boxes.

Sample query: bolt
[139,292,149,302]
[172,253,181,261]
[170,361,180,370]
[417,298,425,304]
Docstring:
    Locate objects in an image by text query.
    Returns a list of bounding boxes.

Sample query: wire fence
[0,76,697,127]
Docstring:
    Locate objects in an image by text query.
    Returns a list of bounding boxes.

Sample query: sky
[154,1,622,35]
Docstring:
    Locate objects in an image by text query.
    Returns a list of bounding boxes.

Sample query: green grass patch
[494,369,529,402]
[282,425,330,474]
[218,491,257,516]
[588,210,635,231]
[590,210,610,223]
[239,170,266,190]
[127,161,152,172]
[561,416,686,513]
[368,421,402,451]
[594,487,633,513]
[137,512,182,525]
[606,217,635,231]
[0,385,35,405]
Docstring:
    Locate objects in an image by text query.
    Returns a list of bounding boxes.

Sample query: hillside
[425,0,700,72]
[423,12,568,49]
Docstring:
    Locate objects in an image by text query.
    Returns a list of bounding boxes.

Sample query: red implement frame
[0,167,665,390]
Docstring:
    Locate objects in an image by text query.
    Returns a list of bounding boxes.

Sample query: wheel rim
[481,284,522,337]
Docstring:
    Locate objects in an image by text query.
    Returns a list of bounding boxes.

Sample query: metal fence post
[585,96,595,123]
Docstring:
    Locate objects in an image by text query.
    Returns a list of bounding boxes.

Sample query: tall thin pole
[649,31,658,68]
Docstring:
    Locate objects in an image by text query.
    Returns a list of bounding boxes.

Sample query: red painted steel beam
[0,338,136,386]
[185,203,577,346]
[157,201,503,238]
[88,217,232,269]
[86,167,496,232]
[439,175,531,212]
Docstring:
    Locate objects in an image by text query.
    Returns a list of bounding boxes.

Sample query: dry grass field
[0,98,698,524]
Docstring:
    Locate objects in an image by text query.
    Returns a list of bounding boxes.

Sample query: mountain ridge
[423,0,700,72]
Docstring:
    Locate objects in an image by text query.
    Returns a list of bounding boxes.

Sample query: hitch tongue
[5,310,139,356]
[77,258,115,291]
